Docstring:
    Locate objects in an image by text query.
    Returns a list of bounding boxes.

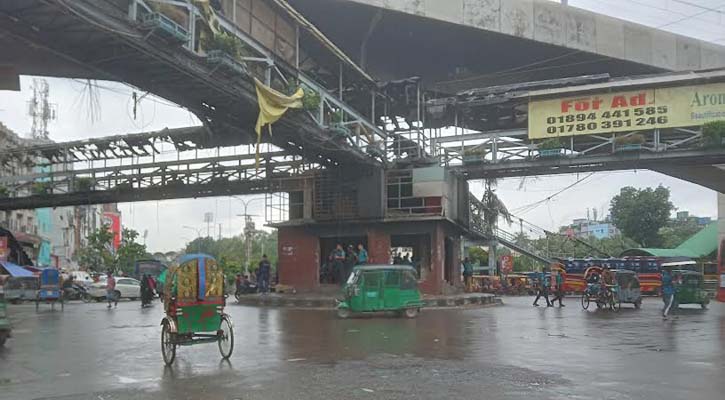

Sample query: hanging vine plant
[702,120,725,147]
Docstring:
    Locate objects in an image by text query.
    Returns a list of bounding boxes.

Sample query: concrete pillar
[420,223,445,295]
[278,227,320,291]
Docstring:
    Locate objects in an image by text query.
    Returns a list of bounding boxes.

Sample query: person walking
[662,267,676,319]
[258,255,271,294]
[533,267,552,307]
[356,244,368,265]
[462,257,473,292]
[105,271,117,309]
[550,269,565,307]
[234,274,243,297]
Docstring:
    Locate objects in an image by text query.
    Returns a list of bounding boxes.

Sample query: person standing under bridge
[357,244,368,265]
[333,244,346,284]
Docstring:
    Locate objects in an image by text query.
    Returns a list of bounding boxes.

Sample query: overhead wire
[655,1,725,28]
[617,0,725,36]
[670,0,725,14]
[510,172,597,215]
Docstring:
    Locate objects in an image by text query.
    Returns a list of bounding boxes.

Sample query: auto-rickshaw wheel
[60,300,64,311]
[336,308,351,319]
[634,300,641,309]
[611,298,620,312]
[161,321,176,366]
[0,331,7,347]
[700,303,707,309]
[403,308,419,318]
[218,315,234,359]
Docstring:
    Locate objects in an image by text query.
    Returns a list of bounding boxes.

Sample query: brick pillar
[278,227,320,291]
[451,235,463,289]
[420,224,444,295]
[367,228,390,264]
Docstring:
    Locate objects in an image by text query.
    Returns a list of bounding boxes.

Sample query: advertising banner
[528,83,725,139]
[102,212,122,251]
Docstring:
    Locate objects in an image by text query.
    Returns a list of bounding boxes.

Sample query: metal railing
[131,0,387,159]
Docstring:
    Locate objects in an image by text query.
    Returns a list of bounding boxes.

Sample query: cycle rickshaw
[160,254,234,365]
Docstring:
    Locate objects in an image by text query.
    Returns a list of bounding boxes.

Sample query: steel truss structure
[433,125,725,181]
[0,126,320,210]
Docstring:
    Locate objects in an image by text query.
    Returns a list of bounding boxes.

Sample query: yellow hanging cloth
[193,0,220,34]
[254,78,304,165]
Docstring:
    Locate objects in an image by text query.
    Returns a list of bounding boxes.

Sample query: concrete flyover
[288,0,725,91]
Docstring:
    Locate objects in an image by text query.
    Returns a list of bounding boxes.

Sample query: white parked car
[87,277,141,301]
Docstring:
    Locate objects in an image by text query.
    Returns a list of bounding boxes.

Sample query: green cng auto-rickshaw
[672,270,710,309]
[337,265,423,318]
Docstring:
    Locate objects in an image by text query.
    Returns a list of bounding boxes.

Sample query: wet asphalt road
[1,296,724,400]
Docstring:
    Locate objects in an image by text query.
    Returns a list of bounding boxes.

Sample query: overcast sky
[0,0,723,252]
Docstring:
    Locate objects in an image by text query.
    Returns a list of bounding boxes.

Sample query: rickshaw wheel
[581,294,590,310]
[60,300,64,311]
[404,308,419,319]
[161,321,176,366]
[218,315,234,359]
[337,308,351,319]
[35,300,39,312]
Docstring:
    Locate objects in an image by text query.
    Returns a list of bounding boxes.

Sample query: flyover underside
[0,0,375,167]
[650,165,725,194]
[288,0,725,92]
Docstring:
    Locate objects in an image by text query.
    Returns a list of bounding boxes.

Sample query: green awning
[620,222,717,258]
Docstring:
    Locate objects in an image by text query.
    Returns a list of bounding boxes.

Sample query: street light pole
[234,196,265,276]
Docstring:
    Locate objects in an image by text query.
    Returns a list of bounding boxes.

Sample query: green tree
[115,228,150,276]
[659,219,702,248]
[466,247,488,266]
[76,224,115,272]
[183,231,278,277]
[76,225,148,274]
[609,186,673,247]
[481,179,512,233]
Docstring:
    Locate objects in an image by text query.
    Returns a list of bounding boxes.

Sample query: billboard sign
[529,82,725,139]
[102,212,122,251]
